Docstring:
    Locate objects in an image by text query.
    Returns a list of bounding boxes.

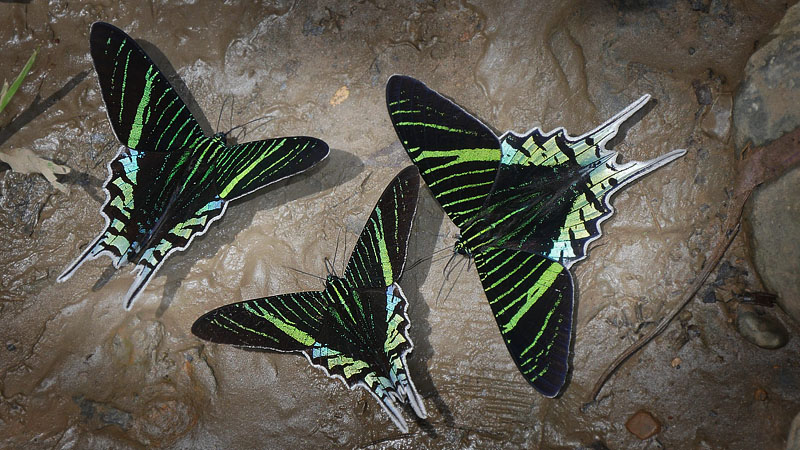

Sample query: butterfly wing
[191,291,327,350]
[473,247,573,397]
[215,136,329,201]
[343,165,420,289]
[59,22,212,291]
[119,135,328,308]
[486,97,686,267]
[89,21,205,152]
[386,75,501,229]
[316,285,426,432]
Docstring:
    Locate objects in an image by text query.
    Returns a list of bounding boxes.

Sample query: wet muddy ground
[1,1,799,449]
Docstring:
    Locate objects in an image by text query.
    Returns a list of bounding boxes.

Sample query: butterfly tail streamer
[57,233,114,282]
[473,247,574,397]
[369,362,427,433]
[358,339,426,434]
[586,94,651,151]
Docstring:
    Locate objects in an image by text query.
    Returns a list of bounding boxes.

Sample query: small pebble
[754,388,768,401]
[625,410,661,440]
[671,357,682,368]
[679,310,693,322]
[6,343,15,351]
[735,310,789,349]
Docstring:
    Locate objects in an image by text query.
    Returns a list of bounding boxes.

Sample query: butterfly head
[453,237,472,257]
[211,132,228,146]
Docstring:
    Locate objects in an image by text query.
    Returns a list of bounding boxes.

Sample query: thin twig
[584,127,800,407]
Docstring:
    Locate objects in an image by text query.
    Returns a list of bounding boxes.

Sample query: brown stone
[625,410,662,440]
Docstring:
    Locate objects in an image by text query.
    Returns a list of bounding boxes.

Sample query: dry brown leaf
[0,148,71,193]
[329,85,349,106]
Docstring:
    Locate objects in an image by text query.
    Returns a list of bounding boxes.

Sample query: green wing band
[90,22,205,152]
[344,166,420,289]
[386,75,501,228]
[191,291,326,350]
[473,247,573,397]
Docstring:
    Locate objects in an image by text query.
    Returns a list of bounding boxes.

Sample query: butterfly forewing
[473,248,573,397]
[90,22,205,152]
[216,137,329,201]
[386,75,501,229]
[344,165,420,289]
[191,291,326,350]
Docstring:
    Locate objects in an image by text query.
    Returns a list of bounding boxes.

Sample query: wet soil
[1,1,798,449]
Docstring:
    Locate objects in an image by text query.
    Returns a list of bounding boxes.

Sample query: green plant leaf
[0,47,38,115]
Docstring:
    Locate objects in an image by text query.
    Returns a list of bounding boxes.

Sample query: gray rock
[737,3,800,326]
[733,4,800,150]
[735,310,789,349]
[749,167,800,325]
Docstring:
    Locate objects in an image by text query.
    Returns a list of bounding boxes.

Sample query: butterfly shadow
[149,149,364,316]
[0,70,90,150]
[400,193,459,438]
[136,39,215,134]
[605,98,657,153]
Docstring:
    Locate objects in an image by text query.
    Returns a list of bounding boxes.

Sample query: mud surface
[1,1,799,449]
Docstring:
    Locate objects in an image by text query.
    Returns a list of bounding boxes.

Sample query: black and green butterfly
[192,166,427,432]
[58,22,328,309]
[386,75,685,397]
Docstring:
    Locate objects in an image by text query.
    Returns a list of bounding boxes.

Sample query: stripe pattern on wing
[344,166,420,289]
[473,247,573,397]
[386,75,501,228]
[90,22,205,152]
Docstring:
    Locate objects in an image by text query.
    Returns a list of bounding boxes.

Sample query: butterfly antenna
[324,256,338,278]
[341,228,348,276]
[331,228,342,276]
[406,246,451,273]
[225,116,275,142]
[229,96,235,135]
[441,258,467,305]
[216,95,230,133]
[434,255,466,305]
[441,251,460,278]
[285,266,325,283]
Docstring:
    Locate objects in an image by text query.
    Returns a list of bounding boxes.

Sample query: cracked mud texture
[1,1,799,449]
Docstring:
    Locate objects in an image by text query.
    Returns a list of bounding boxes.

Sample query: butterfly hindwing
[386,75,501,228]
[487,98,686,267]
[473,248,573,397]
[344,165,420,289]
[89,22,205,152]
